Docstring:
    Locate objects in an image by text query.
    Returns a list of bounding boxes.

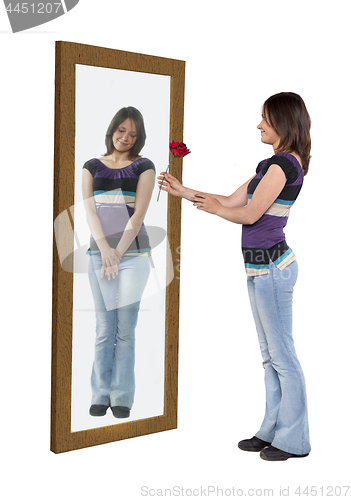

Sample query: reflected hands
[191,194,221,215]
[157,172,185,198]
[100,247,121,280]
[101,264,119,280]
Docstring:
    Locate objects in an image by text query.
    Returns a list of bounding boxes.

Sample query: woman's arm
[221,175,256,207]
[193,164,286,225]
[83,168,155,279]
[157,172,255,207]
[82,169,121,278]
[116,168,155,257]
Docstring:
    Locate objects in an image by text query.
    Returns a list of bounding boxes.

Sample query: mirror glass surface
[71,63,171,432]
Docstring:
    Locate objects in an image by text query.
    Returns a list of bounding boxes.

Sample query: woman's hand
[100,246,121,280]
[191,194,221,215]
[157,172,185,198]
[101,264,118,281]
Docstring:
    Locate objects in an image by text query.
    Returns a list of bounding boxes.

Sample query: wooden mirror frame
[51,41,185,454]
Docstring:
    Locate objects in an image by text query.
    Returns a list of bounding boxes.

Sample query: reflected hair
[263,92,311,175]
[104,106,146,159]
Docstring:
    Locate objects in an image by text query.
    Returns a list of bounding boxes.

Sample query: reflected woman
[82,106,155,419]
[158,93,311,461]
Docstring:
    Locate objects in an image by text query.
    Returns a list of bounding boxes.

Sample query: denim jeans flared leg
[88,254,150,409]
[247,260,311,455]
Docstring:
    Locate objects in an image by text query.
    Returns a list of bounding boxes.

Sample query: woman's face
[257,112,280,150]
[112,118,138,154]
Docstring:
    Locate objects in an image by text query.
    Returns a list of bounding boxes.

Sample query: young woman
[82,106,155,419]
[158,92,311,461]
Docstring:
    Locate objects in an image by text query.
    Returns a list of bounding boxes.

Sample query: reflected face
[257,112,280,150]
[112,118,138,153]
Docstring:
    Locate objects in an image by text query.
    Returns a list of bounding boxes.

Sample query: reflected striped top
[83,157,156,256]
[242,153,304,276]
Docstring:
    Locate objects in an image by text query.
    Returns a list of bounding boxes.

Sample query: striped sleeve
[134,159,156,176]
[83,160,97,177]
[255,161,264,174]
[261,155,298,184]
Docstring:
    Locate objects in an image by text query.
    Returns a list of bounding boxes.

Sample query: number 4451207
[6,3,63,14]
[295,486,350,496]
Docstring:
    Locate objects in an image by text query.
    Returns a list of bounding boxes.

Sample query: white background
[1,1,350,498]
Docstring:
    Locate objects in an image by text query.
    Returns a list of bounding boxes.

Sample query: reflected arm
[82,167,155,277]
[116,169,155,256]
[82,169,121,278]
[82,168,110,253]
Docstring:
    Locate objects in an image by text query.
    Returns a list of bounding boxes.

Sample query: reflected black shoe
[260,445,309,461]
[238,436,271,452]
[111,406,130,418]
[89,405,109,417]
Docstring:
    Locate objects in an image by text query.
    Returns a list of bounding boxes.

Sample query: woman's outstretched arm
[192,164,286,225]
[157,172,255,208]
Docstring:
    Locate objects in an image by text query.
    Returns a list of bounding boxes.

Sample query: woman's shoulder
[82,158,100,175]
[261,153,302,184]
[132,157,156,175]
[272,152,302,167]
[132,155,152,164]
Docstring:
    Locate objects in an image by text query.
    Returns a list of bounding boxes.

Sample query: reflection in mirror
[71,64,171,432]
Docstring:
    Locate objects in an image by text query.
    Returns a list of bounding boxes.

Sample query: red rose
[169,140,191,157]
[157,140,191,201]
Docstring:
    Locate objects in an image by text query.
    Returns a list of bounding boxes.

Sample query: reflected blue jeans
[247,260,311,455]
[88,254,150,409]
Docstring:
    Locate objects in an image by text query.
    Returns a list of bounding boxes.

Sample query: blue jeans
[247,260,311,455]
[88,254,150,409]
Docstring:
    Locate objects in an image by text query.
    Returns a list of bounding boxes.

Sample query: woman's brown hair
[104,106,146,160]
[263,92,311,175]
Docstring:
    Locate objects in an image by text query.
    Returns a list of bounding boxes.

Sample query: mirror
[51,41,185,453]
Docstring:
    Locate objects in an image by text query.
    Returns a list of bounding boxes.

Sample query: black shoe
[238,436,271,452]
[89,404,109,417]
[260,445,309,461]
[111,406,130,418]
